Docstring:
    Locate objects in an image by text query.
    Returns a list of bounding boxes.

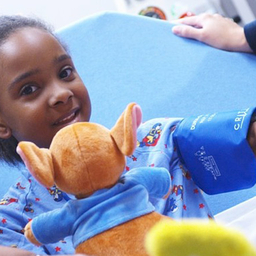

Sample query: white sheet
[215,196,256,247]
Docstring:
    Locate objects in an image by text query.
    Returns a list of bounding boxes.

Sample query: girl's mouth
[53,108,80,126]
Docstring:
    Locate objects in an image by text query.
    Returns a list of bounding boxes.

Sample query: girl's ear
[17,142,55,188]
[110,103,142,156]
[0,119,12,139]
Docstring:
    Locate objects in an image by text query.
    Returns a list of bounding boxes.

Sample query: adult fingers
[171,15,201,27]
[172,25,202,40]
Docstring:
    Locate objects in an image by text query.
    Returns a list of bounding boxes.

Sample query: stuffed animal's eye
[119,177,125,184]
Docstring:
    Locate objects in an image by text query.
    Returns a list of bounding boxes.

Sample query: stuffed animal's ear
[110,103,142,156]
[17,142,54,188]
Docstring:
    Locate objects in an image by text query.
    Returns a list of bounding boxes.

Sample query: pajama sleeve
[124,167,171,198]
[244,20,256,54]
[0,179,49,254]
[173,107,256,194]
[31,203,74,245]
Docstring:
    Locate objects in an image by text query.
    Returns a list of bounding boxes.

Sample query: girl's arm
[0,173,75,254]
[0,246,86,256]
[172,13,253,53]
[124,167,171,198]
[0,246,35,256]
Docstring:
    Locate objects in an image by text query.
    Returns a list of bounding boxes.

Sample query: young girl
[0,15,90,255]
[0,15,256,255]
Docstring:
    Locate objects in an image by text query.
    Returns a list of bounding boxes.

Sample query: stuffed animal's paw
[145,219,256,256]
[24,221,41,246]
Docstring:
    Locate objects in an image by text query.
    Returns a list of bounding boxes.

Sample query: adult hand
[172,13,253,53]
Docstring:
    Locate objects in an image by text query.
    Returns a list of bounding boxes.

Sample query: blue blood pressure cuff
[173,107,256,194]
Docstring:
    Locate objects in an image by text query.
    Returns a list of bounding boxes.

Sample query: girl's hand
[172,13,253,53]
[0,245,87,256]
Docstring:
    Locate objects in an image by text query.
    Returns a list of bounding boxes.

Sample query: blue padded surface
[58,12,256,127]
[1,12,256,215]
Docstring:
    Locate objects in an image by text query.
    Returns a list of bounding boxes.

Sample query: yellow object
[145,219,256,256]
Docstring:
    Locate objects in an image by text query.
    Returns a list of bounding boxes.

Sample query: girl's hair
[0,15,55,46]
[0,15,64,165]
[0,137,20,164]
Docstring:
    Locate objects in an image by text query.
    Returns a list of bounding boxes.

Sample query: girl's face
[0,28,91,148]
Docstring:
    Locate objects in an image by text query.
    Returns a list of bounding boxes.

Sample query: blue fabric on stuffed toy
[173,107,256,195]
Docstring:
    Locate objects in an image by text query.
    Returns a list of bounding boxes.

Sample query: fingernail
[172,26,181,35]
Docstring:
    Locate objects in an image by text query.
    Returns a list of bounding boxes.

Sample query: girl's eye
[59,67,73,79]
[20,84,38,96]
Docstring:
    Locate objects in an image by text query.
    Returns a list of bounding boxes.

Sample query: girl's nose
[48,84,74,107]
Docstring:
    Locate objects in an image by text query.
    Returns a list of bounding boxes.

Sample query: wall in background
[0,0,117,30]
[0,0,255,30]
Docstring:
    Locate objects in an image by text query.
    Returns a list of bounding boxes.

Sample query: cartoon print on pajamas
[168,184,184,213]
[128,154,137,161]
[24,203,34,213]
[0,197,18,205]
[168,197,178,212]
[179,164,192,180]
[48,185,65,202]
[16,182,26,190]
[172,185,184,200]
[137,123,162,147]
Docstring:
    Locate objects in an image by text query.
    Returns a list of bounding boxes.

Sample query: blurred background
[0,0,255,30]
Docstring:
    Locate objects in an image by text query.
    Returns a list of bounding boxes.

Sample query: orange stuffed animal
[17,103,171,256]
